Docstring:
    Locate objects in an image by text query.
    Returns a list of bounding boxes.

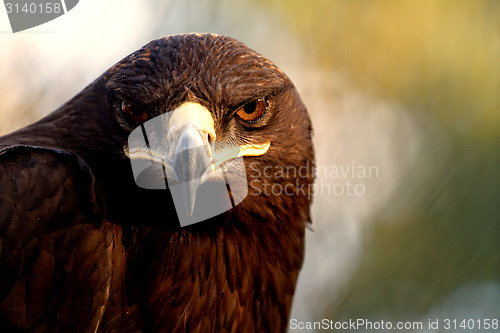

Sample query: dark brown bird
[0,33,314,332]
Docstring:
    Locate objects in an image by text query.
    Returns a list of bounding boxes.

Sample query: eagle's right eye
[235,98,268,123]
[120,101,149,126]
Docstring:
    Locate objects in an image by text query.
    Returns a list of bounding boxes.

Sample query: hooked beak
[168,103,215,215]
[126,102,271,216]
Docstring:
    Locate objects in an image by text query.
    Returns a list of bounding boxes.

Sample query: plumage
[0,33,314,332]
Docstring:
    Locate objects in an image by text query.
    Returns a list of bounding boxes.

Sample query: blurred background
[1,0,499,331]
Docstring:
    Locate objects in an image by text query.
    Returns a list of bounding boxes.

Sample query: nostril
[205,132,216,158]
[207,130,216,145]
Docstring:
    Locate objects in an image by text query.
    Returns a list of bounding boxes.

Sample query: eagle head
[92,33,315,229]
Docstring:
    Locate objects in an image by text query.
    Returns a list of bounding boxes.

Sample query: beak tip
[175,178,201,218]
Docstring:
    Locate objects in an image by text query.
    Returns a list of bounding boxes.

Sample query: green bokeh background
[273,0,500,321]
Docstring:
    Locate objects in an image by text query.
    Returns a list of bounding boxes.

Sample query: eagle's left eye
[235,98,268,123]
[120,101,150,126]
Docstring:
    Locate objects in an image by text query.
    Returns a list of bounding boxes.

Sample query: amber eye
[120,101,149,126]
[235,98,268,123]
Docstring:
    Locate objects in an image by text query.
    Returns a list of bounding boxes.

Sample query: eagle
[0,33,314,332]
